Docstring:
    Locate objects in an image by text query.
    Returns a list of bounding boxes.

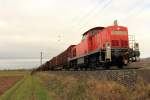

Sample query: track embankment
[33,68,150,100]
[47,68,150,89]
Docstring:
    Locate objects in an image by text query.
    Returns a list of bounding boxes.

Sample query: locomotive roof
[83,27,105,35]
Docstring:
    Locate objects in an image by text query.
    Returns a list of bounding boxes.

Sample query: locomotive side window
[90,30,97,36]
[82,34,86,41]
[112,30,127,35]
[73,48,76,57]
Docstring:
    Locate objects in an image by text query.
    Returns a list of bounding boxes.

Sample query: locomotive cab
[109,25,140,68]
[109,26,129,68]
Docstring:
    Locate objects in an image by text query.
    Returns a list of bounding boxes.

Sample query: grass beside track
[0,73,51,100]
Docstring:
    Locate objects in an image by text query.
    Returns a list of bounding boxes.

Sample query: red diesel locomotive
[35,21,140,71]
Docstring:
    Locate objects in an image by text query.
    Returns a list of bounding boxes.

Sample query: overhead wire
[57,0,99,41]
[58,0,147,42]
[76,0,112,33]
[121,0,148,23]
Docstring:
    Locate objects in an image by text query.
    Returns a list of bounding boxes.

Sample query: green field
[0,70,150,100]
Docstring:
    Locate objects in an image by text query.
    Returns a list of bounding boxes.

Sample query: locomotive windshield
[112,30,127,35]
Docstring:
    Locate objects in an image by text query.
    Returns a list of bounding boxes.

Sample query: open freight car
[50,45,75,70]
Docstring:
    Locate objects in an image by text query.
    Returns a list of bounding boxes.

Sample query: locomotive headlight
[134,43,140,57]
[134,43,139,51]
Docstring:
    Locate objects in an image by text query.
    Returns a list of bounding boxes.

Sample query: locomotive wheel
[80,67,83,71]
[90,67,96,70]
[89,63,96,70]
[117,62,123,69]
[104,60,110,69]
[74,67,78,71]
[116,57,123,69]
[123,59,128,66]
[104,60,111,69]
[105,64,110,69]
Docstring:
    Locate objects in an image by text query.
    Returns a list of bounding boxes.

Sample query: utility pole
[40,52,43,65]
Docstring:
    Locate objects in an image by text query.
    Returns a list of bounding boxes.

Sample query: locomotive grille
[112,40,119,46]
[121,40,128,47]
[112,40,128,47]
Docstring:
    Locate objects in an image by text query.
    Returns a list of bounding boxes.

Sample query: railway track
[96,66,142,70]
[53,66,142,71]
[56,61,146,71]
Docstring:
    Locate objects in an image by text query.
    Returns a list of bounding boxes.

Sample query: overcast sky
[0,0,149,59]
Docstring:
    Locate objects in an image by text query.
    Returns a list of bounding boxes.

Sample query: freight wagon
[50,45,75,70]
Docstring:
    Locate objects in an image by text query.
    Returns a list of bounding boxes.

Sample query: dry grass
[35,72,150,100]
[130,77,150,100]
[86,76,128,100]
